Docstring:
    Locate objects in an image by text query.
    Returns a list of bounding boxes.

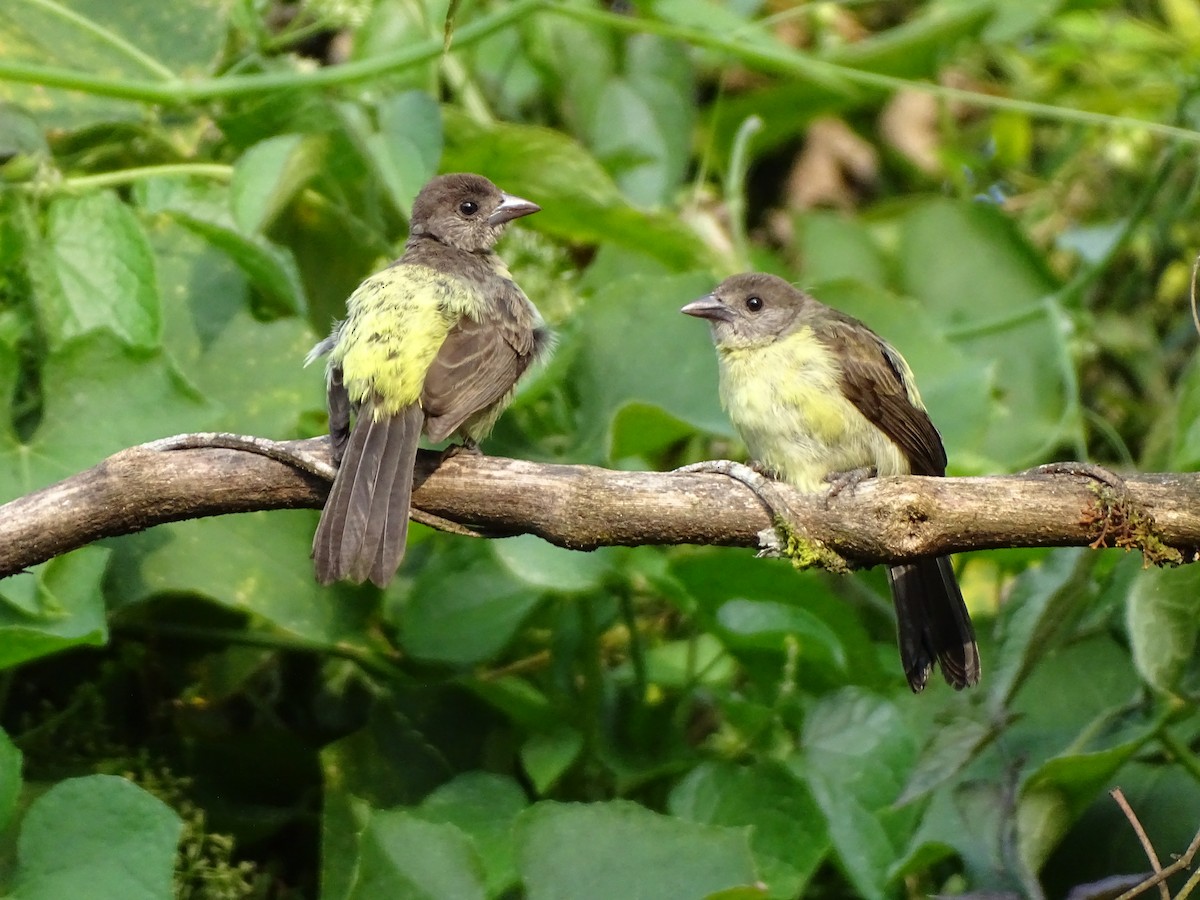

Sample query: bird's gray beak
[681,294,733,322]
[489,193,541,226]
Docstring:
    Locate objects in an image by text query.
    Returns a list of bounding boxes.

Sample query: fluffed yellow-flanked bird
[682,272,979,691]
[310,173,549,587]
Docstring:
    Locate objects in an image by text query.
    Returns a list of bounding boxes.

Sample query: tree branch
[1,432,1198,580]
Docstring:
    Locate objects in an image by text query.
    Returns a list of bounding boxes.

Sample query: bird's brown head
[681,272,812,348]
[409,173,540,252]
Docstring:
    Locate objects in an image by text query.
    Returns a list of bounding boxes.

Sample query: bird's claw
[1021,461,1126,492]
[676,460,795,557]
[440,439,482,462]
[824,466,876,504]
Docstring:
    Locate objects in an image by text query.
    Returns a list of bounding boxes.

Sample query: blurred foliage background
[2,0,1200,897]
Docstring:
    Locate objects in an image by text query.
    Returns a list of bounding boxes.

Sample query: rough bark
[1,433,1196,579]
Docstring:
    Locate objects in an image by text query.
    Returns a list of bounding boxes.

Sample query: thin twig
[1111,787,1170,900]
[1111,822,1200,900]
[1190,250,1200,339]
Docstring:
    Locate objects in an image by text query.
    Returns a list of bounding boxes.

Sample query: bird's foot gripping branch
[676,458,854,573]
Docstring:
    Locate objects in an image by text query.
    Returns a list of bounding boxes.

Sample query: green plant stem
[1160,727,1200,785]
[578,596,604,770]
[0,0,540,103]
[547,2,1200,145]
[261,17,340,54]
[547,2,854,94]
[618,592,648,704]
[1044,296,1088,460]
[17,163,233,195]
[1083,408,1134,467]
[18,0,177,81]
[847,69,1200,145]
[944,299,1047,340]
[725,115,762,272]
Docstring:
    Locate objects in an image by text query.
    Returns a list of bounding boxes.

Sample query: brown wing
[819,313,947,476]
[421,285,542,443]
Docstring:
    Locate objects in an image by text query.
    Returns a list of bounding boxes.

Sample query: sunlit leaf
[670,761,829,899]
[28,191,160,351]
[232,133,328,234]
[516,800,759,900]
[7,775,182,900]
[346,811,487,900]
[416,772,529,897]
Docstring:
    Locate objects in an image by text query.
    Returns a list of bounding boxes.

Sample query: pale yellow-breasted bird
[682,272,980,691]
[309,173,549,587]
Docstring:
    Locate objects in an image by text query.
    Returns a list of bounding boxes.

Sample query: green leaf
[0,0,226,127]
[515,800,759,900]
[890,779,1013,890]
[798,213,889,290]
[28,192,160,351]
[322,702,484,814]
[987,549,1096,708]
[896,199,1065,467]
[1126,563,1200,693]
[672,550,885,689]
[645,0,760,44]
[0,546,109,670]
[716,598,847,672]
[442,113,714,271]
[571,271,726,459]
[192,310,324,436]
[364,92,443,219]
[520,726,584,795]
[321,790,362,900]
[176,217,305,317]
[533,14,616,138]
[1017,734,1150,874]
[1167,353,1200,470]
[346,811,487,900]
[491,535,617,593]
[609,402,696,463]
[144,216,248,371]
[8,775,182,900]
[797,688,919,900]
[981,0,1063,42]
[392,542,544,666]
[1005,634,1140,770]
[1051,758,1200,888]
[0,728,23,834]
[231,133,328,234]
[3,0,225,73]
[0,334,215,497]
[670,761,829,899]
[416,772,529,897]
[896,717,995,806]
[586,35,693,207]
[137,177,306,316]
[107,512,374,650]
[0,105,47,161]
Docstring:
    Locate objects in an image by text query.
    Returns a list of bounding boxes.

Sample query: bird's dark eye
[745,296,764,312]
[459,200,479,216]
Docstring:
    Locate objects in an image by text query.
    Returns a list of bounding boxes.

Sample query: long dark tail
[312,402,423,587]
[887,557,980,692]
